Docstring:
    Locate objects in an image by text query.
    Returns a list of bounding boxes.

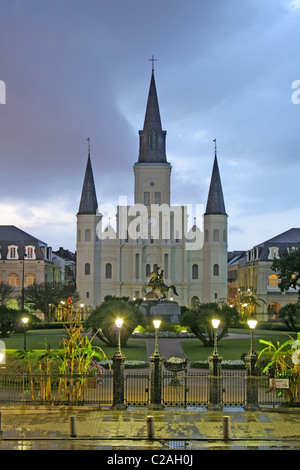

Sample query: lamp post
[21,252,27,311]
[245,318,259,410]
[112,318,126,410]
[153,319,161,353]
[208,318,223,410]
[115,318,123,353]
[22,317,29,351]
[247,318,257,355]
[150,319,164,409]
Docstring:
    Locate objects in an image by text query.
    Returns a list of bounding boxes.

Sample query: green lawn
[180,329,297,362]
[2,329,148,361]
[1,327,296,363]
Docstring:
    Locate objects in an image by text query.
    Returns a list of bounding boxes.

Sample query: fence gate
[124,372,150,406]
[162,370,210,407]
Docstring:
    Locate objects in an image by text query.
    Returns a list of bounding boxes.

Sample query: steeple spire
[138,66,167,163]
[205,140,226,215]
[78,139,98,215]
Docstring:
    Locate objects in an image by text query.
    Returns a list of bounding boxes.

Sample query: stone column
[245,351,259,410]
[150,351,164,409]
[208,351,223,410]
[112,350,127,410]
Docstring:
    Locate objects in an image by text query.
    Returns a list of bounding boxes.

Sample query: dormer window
[268,246,279,260]
[25,246,36,259]
[7,245,18,259]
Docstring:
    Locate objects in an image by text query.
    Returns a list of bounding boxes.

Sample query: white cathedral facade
[76,70,228,308]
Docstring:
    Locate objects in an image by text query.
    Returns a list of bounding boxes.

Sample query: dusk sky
[0,0,300,253]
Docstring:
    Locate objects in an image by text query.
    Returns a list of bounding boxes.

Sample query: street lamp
[21,252,27,311]
[247,318,258,355]
[116,318,123,353]
[22,316,29,351]
[153,319,161,353]
[212,319,220,354]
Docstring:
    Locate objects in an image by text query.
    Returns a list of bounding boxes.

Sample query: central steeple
[138,70,167,163]
[134,66,171,206]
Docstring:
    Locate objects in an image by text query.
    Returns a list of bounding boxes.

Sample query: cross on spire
[87,137,91,156]
[213,138,217,157]
[149,55,157,72]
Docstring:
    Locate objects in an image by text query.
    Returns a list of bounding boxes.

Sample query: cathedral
[76,69,228,308]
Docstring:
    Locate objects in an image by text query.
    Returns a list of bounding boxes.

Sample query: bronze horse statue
[142,266,178,300]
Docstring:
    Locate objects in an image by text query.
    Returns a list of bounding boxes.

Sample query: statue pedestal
[139,300,180,323]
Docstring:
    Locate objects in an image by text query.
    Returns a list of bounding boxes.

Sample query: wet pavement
[0,406,300,451]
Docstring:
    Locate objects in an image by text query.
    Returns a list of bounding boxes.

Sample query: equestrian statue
[142,266,178,300]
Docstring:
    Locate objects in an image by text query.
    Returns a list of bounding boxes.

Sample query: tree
[0,305,21,337]
[86,298,146,347]
[180,302,239,347]
[278,303,300,331]
[23,282,80,321]
[0,283,13,305]
[271,243,300,298]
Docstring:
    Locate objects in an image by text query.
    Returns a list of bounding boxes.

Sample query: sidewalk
[0,406,300,450]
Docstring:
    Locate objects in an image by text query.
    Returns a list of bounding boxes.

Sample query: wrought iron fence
[0,371,113,406]
[0,369,299,408]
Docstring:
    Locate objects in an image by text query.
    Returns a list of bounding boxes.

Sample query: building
[0,225,61,307]
[235,228,300,321]
[52,247,76,284]
[76,69,228,308]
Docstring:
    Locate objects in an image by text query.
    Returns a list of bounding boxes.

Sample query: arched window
[191,296,200,308]
[192,264,198,280]
[146,264,151,276]
[85,229,91,242]
[7,273,19,286]
[105,263,112,279]
[24,273,36,287]
[85,263,90,275]
[268,274,279,286]
[213,264,219,276]
[213,229,219,242]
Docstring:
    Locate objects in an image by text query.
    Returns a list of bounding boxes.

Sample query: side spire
[205,139,226,215]
[78,138,98,215]
[138,61,167,163]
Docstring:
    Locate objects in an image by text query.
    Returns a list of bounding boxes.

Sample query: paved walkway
[0,406,299,450]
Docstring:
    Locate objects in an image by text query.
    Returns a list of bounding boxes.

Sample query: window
[213,229,219,242]
[192,264,198,280]
[154,191,161,204]
[213,264,219,276]
[85,263,90,275]
[205,230,209,242]
[135,254,139,279]
[105,263,112,279]
[85,229,91,242]
[24,273,36,287]
[7,273,19,286]
[164,254,169,278]
[146,264,151,276]
[8,246,18,259]
[144,192,150,206]
[191,296,200,308]
[149,129,157,150]
[268,274,279,286]
[26,246,35,259]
